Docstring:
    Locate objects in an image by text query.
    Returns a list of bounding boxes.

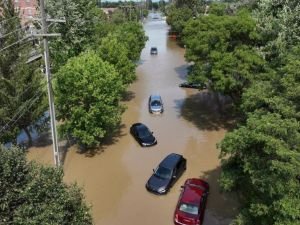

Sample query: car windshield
[179,203,199,215]
[151,100,161,107]
[137,126,151,138]
[154,166,172,179]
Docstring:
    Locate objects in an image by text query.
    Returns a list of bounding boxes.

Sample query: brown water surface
[27,17,238,225]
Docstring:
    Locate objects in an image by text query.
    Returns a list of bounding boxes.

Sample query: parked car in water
[179,82,207,90]
[174,178,209,225]
[150,47,158,55]
[146,153,186,194]
[130,123,157,147]
[148,94,164,114]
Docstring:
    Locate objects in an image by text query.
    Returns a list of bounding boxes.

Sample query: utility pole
[40,0,60,167]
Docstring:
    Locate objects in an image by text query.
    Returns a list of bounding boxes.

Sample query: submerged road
[28,16,238,225]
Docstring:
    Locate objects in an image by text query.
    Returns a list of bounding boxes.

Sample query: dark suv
[146,153,187,194]
[150,47,158,55]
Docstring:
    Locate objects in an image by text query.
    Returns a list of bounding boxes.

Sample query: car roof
[159,153,182,169]
[150,94,161,100]
[132,123,147,129]
[180,179,208,204]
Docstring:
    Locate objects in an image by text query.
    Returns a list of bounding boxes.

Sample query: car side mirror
[152,169,155,173]
[152,131,153,134]
[180,185,184,189]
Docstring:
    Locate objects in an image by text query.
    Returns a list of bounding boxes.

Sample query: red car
[174,178,209,225]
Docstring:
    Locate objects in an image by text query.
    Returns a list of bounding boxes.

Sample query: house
[13,0,37,25]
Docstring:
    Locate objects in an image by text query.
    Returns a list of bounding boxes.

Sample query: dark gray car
[146,153,187,194]
[149,94,163,114]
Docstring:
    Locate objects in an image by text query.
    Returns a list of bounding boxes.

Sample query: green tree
[0,1,47,144]
[253,1,300,64]
[219,43,300,225]
[0,145,92,224]
[219,112,300,225]
[97,34,136,85]
[114,22,148,61]
[183,10,266,103]
[166,6,193,37]
[54,51,125,147]
[46,0,100,71]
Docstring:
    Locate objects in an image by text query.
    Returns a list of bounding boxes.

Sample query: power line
[0,26,25,40]
[0,92,44,140]
[0,16,19,25]
[0,36,31,53]
[0,88,45,137]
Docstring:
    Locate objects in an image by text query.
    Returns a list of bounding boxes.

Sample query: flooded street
[27,18,238,225]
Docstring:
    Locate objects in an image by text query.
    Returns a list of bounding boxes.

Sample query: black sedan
[179,82,207,90]
[130,123,157,147]
[146,153,186,194]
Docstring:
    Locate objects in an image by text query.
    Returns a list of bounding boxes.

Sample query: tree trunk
[23,127,33,146]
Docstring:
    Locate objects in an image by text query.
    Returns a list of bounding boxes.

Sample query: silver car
[149,94,164,114]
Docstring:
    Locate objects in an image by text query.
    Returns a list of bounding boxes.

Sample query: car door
[176,158,186,178]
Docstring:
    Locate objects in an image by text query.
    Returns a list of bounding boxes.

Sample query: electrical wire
[0,86,46,138]
[0,16,19,25]
[0,27,25,40]
[0,36,33,53]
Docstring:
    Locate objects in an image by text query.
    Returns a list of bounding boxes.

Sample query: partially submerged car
[150,47,158,55]
[174,178,209,225]
[149,94,164,114]
[179,82,207,90]
[146,153,186,194]
[130,123,157,147]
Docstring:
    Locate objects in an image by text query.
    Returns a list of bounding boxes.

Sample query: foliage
[220,112,300,225]
[0,1,47,144]
[97,34,136,85]
[166,5,193,36]
[45,0,101,72]
[54,51,125,147]
[0,145,92,224]
[253,0,300,64]
[110,9,128,25]
[114,22,148,61]
[219,34,300,225]
[183,10,266,103]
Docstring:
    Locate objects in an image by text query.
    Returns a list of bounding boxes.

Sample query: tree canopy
[46,0,101,71]
[54,51,125,147]
[183,10,266,103]
[0,145,92,224]
[97,34,136,85]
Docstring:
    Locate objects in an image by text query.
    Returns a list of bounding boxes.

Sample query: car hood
[147,175,169,192]
[175,210,198,225]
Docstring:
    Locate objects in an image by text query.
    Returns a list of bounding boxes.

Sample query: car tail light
[196,219,201,225]
[175,214,179,222]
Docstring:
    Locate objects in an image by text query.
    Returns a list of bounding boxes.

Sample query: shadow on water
[136,59,146,66]
[66,123,127,159]
[122,90,136,102]
[31,131,52,147]
[201,165,240,222]
[174,64,189,80]
[175,91,235,131]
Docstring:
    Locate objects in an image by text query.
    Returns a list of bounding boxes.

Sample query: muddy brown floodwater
[27,17,239,225]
